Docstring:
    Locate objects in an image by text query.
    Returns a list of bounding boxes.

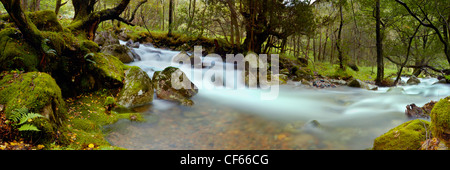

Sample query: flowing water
[104,42,450,150]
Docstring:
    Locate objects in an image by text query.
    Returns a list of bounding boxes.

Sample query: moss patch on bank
[373,119,430,150]
[56,90,143,150]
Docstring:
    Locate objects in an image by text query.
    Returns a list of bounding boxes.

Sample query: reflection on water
[105,42,450,150]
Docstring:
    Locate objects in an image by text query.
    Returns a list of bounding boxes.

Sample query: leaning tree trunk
[0,0,43,53]
[69,0,131,40]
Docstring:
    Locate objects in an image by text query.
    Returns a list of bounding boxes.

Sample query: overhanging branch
[385,55,443,73]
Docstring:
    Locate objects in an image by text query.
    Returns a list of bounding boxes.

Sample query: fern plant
[8,107,43,132]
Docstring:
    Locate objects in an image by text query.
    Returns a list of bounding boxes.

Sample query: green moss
[445,75,450,82]
[0,28,40,71]
[117,113,145,122]
[373,119,430,150]
[41,31,66,55]
[117,66,154,107]
[293,66,314,81]
[104,96,116,107]
[90,53,125,88]
[59,90,134,150]
[430,96,450,146]
[80,40,100,53]
[27,10,63,32]
[0,71,66,125]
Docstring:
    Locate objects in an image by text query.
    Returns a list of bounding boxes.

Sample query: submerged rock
[152,67,198,106]
[387,87,405,94]
[126,40,140,48]
[405,101,436,119]
[407,76,421,85]
[430,96,450,147]
[117,66,154,108]
[373,119,430,150]
[101,44,135,63]
[347,79,378,90]
[405,104,427,119]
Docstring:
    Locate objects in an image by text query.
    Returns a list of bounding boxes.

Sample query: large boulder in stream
[152,67,198,106]
[117,66,154,108]
[407,76,421,85]
[101,44,135,63]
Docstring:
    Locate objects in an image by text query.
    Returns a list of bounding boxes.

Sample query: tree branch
[127,0,148,23]
[395,0,448,52]
[385,55,443,73]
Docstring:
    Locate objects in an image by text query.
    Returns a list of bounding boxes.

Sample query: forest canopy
[0,0,450,82]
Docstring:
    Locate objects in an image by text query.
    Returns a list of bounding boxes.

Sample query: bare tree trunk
[323,27,329,62]
[55,0,68,15]
[168,0,174,36]
[186,0,196,32]
[375,0,384,85]
[336,3,345,70]
[318,29,322,61]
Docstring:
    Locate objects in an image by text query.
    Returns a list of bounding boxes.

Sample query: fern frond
[84,53,96,64]
[9,107,29,123]
[17,124,40,132]
[18,113,44,125]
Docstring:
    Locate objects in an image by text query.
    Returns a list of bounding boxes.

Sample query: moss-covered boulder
[430,96,450,146]
[101,44,134,63]
[152,67,198,106]
[89,53,125,89]
[292,66,314,81]
[407,76,421,85]
[373,119,430,150]
[0,71,66,142]
[0,71,66,124]
[117,66,153,107]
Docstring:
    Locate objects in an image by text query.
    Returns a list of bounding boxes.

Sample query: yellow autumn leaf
[88,143,95,148]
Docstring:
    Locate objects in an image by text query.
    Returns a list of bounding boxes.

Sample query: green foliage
[8,107,43,132]
[104,96,116,107]
[84,53,96,64]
